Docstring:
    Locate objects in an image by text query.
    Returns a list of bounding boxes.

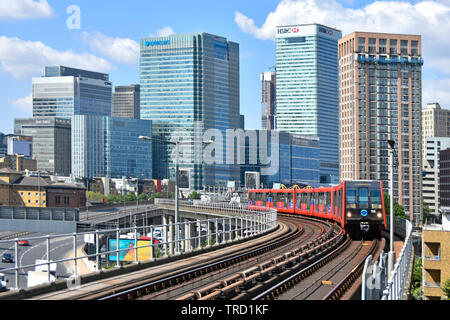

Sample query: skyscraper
[33,66,112,118]
[140,33,240,189]
[338,32,423,224]
[71,115,152,179]
[14,117,71,175]
[112,85,140,119]
[275,24,341,184]
[261,71,276,130]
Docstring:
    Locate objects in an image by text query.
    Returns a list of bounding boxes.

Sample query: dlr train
[248,180,386,238]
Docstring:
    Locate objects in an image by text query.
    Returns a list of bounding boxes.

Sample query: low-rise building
[0,168,86,208]
[422,209,450,300]
[46,182,86,208]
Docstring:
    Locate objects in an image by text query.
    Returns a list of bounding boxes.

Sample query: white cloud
[82,32,140,66]
[423,78,450,108]
[156,26,175,37]
[235,0,450,42]
[234,0,450,67]
[0,36,114,79]
[0,0,54,19]
[149,26,176,37]
[235,0,450,105]
[12,93,32,112]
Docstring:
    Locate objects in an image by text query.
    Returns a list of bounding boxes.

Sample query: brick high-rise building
[338,32,423,225]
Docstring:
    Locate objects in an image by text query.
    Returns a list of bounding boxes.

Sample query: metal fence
[381,217,413,300]
[0,201,277,291]
[362,216,413,300]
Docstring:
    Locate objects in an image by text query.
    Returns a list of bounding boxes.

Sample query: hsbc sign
[277,27,300,34]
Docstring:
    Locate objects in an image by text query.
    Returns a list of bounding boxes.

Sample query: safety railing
[362,216,413,300]
[382,217,413,300]
[0,201,277,291]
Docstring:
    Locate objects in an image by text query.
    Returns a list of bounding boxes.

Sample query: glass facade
[33,66,112,118]
[103,117,152,179]
[14,118,71,176]
[0,133,7,156]
[276,24,341,184]
[240,130,320,187]
[112,85,140,119]
[140,33,240,189]
[71,115,152,179]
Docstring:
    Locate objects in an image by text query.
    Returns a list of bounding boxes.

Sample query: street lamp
[139,135,213,253]
[387,139,398,278]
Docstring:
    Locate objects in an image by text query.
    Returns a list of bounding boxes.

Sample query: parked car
[1,253,13,263]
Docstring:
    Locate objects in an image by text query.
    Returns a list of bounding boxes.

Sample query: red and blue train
[248,180,386,238]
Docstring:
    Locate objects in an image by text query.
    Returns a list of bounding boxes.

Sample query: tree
[384,193,407,219]
[106,194,120,204]
[138,193,149,201]
[410,258,423,300]
[125,193,136,202]
[442,279,450,300]
[86,191,105,202]
[150,192,164,199]
[188,191,201,200]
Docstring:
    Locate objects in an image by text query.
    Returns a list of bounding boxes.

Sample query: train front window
[370,189,382,209]
[346,189,356,208]
[358,188,369,207]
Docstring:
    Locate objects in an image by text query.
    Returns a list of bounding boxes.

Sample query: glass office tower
[239,130,320,187]
[276,24,341,184]
[72,115,152,179]
[33,66,112,118]
[14,117,71,176]
[140,33,240,189]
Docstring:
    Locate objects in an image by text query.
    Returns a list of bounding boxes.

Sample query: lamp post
[139,136,213,253]
[387,139,398,278]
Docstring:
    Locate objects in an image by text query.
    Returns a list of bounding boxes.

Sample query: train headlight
[377,211,382,218]
[347,211,352,218]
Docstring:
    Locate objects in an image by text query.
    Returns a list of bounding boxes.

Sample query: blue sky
[1,0,450,134]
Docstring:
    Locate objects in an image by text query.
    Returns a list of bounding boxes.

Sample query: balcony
[424,281,441,288]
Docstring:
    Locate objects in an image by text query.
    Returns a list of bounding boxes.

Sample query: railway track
[253,236,383,300]
[176,215,345,301]
[89,216,336,301]
[42,215,326,300]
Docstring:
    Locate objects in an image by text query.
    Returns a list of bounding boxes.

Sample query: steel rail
[251,228,348,300]
[322,239,379,300]
[75,218,298,300]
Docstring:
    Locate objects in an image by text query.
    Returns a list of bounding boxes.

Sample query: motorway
[0,203,158,291]
[0,233,85,290]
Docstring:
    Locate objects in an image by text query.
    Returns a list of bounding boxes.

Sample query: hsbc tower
[275,23,342,184]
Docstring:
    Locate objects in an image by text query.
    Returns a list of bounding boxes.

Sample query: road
[0,203,158,291]
[0,234,84,290]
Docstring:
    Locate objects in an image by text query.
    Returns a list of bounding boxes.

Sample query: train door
[318,192,325,216]
[326,192,332,218]
[335,188,342,224]
[248,192,255,207]
[266,191,274,208]
[255,192,265,207]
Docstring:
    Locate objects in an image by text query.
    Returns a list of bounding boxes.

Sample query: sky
[1,0,450,134]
